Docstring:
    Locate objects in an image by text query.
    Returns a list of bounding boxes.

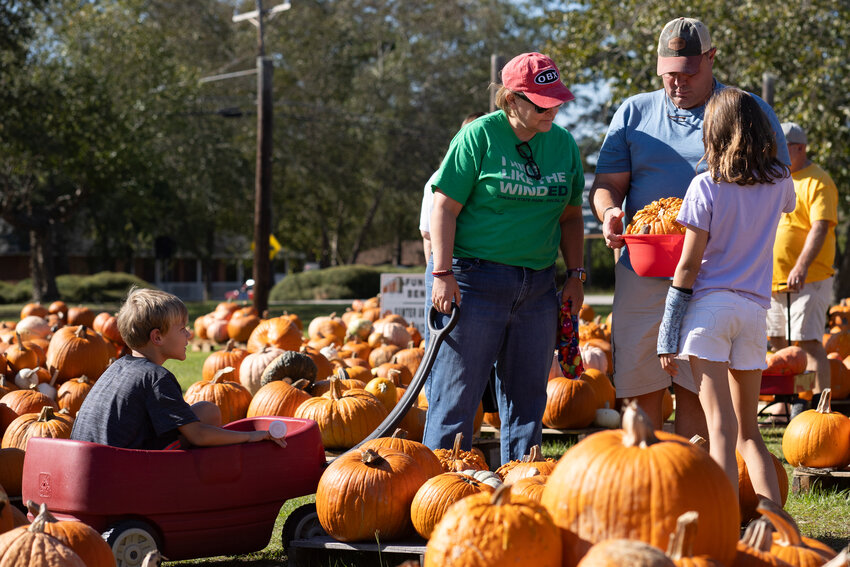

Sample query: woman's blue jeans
[422,258,558,466]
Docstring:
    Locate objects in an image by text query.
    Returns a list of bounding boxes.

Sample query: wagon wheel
[103,519,162,567]
[281,502,326,553]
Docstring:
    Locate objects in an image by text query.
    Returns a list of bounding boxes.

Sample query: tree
[542,0,850,295]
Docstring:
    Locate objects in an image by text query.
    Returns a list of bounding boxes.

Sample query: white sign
[379,273,427,332]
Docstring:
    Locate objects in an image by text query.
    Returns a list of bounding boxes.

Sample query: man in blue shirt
[590,17,790,438]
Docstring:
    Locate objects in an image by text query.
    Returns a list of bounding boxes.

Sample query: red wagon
[20,306,460,567]
[22,416,325,565]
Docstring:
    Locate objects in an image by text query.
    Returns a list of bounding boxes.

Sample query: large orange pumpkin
[580,368,616,409]
[45,325,113,383]
[294,376,388,450]
[246,316,303,353]
[410,472,495,539]
[184,367,253,424]
[201,340,248,383]
[756,498,836,567]
[765,346,808,376]
[246,379,311,418]
[0,509,87,566]
[666,511,724,567]
[1,406,73,451]
[359,428,443,480]
[316,447,427,542]
[543,375,597,429]
[25,502,116,567]
[541,401,739,567]
[737,450,788,523]
[782,389,850,469]
[424,484,562,567]
[0,389,59,417]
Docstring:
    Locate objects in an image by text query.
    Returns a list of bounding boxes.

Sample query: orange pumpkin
[0,509,86,566]
[316,447,427,542]
[45,325,113,383]
[433,432,488,473]
[580,368,616,409]
[541,401,740,567]
[4,333,45,374]
[765,346,808,376]
[782,389,850,469]
[201,339,248,383]
[226,308,261,343]
[0,448,25,497]
[509,471,548,503]
[543,375,597,429]
[756,498,836,566]
[364,376,397,411]
[734,518,790,567]
[246,378,311,418]
[25,502,116,567]
[424,484,562,567]
[294,376,388,450]
[246,316,303,353]
[666,511,724,567]
[1,406,73,451]
[391,343,424,378]
[823,330,850,359]
[56,376,95,417]
[500,445,557,484]
[737,450,788,523]
[307,314,346,346]
[828,353,850,400]
[66,306,96,327]
[410,472,495,538]
[0,389,58,417]
[20,303,49,320]
[360,428,443,480]
[184,367,253,424]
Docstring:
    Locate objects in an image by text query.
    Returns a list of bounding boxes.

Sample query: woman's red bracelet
[432,269,454,277]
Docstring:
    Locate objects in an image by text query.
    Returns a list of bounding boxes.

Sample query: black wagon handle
[349,304,460,450]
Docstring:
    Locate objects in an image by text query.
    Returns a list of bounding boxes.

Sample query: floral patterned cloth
[557,299,584,379]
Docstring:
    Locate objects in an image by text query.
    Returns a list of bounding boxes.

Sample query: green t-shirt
[432,111,584,270]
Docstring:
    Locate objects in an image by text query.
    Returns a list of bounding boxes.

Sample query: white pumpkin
[593,402,620,429]
[580,343,608,374]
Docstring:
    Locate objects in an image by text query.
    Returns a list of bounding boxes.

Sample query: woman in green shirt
[424,52,586,465]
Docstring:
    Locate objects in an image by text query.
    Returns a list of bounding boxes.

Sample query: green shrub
[270,265,424,300]
[0,272,152,304]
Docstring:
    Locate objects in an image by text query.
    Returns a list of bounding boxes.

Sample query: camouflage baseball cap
[657,17,712,75]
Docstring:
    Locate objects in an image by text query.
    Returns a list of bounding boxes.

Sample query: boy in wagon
[72,286,284,449]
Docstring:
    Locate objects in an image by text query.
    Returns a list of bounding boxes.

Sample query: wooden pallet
[791,466,850,494]
[287,535,426,567]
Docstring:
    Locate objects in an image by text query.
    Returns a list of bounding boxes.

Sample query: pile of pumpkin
[314,402,848,567]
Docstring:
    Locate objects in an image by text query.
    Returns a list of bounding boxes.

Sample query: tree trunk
[29,225,58,301]
[347,185,386,265]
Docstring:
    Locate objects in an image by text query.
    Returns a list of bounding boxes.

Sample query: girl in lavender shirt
[657,87,795,506]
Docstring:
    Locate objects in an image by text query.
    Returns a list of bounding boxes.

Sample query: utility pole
[233,1,290,316]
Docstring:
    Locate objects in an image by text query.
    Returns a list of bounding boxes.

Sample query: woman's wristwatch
[566,267,587,283]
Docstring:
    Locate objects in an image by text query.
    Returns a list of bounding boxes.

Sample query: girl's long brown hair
[698,87,789,185]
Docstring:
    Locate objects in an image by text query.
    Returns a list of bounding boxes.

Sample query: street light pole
[233,0,290,316]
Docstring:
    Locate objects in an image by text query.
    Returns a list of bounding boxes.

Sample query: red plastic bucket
[623,234,685,277]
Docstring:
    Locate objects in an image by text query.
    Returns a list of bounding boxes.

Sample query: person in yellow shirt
[767,122,838,414]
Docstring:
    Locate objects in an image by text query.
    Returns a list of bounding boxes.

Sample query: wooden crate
[791,466,850,494]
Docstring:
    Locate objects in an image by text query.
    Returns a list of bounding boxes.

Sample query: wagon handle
[346,304,459,452]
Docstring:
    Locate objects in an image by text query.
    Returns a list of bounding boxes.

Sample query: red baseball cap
[501,52,574,108]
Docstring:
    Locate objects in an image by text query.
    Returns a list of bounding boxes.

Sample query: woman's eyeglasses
[514,92,559,114]
[515,142,542,180]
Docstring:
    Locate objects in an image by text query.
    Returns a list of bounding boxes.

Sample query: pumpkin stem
[212,366,235,383]
[49,367,59,387]
[391,428,408,440]
[361,448,384,466]
[821,548,849,567]
[756,497,804,546]
[27,503,50,534]
[37,405,56,422]
[689,434,708,449]
[815,388,833,414]
[450,432,463,460]
[26,500,59,523]
[621,400,659,448]
[75,325,87,338]
[387,368,401,386]
[666,511,699,559]
[224,338,236,352]
[527,445,542,462]
[291,378,311,391]
[490,483,512,506]
[14,332,29,352]
[740,518,775,552]
[328,375,343,400]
